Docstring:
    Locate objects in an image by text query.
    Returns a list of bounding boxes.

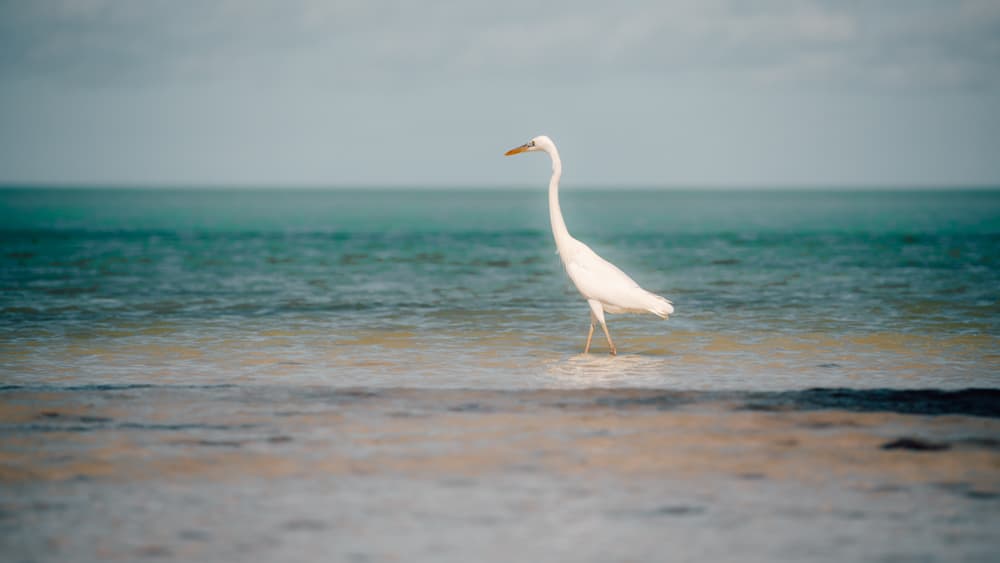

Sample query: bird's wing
[562,239,643,304]
[562,238,673,317]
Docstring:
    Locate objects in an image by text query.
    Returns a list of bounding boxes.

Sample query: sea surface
[1,187,999,562]
[2,188,998,389]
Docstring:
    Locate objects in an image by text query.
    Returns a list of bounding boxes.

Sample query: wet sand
[1,386,998,562]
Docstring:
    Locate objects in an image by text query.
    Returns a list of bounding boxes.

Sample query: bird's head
[505,135,553,156]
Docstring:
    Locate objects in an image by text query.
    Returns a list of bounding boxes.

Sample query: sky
[1,0,998,188]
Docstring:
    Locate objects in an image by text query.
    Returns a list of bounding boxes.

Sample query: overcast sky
[1,0,998,187]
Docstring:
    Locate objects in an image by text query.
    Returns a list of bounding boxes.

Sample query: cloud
[2,0,998,93]
[1,1,997,186]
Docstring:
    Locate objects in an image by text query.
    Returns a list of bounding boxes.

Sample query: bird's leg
[600,322,617,356]
[586,300,616,356]
[584,313,596,354]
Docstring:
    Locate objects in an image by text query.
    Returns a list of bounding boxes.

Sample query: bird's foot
[609,347,617,356]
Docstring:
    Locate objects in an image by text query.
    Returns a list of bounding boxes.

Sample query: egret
[505,135,673,355]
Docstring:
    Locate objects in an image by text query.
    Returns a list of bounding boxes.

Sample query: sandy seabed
[1,386,998,562]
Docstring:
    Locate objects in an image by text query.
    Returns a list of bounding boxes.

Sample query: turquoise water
[2,188,1000,563]
[1,188,999,388]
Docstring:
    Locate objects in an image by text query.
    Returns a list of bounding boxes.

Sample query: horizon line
[2,182,999,192]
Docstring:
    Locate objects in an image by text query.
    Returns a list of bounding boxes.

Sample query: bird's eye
[529,140,535,147]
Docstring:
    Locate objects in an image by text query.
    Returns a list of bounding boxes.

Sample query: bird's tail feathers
[644,291,674,319]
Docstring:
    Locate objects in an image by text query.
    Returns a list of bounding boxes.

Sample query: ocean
[1,187,999,562]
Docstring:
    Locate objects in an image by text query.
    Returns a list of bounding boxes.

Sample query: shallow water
[1,188,999,561]
[2,386,999,562]
[2,188,998,389]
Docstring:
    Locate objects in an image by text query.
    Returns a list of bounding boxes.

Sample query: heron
[505,135,673,355]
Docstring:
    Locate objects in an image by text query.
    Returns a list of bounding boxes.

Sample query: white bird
[505,135,674,355]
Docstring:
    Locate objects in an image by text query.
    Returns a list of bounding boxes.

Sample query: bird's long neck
[546,147,572,251]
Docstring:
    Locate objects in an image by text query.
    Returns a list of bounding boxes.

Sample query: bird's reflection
[544,353,673,387]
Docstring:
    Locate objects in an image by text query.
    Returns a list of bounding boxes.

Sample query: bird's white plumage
[562,239,649,311]
[505,135,674,354]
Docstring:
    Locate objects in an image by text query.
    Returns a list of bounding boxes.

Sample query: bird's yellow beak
[504,143,531,156]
